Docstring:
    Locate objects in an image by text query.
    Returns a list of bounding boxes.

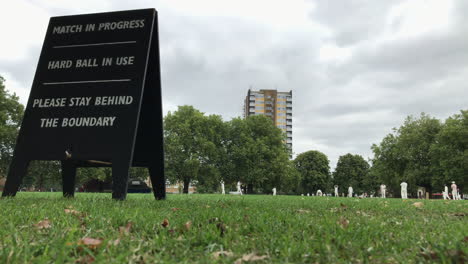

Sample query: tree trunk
[183,179,190,194]
[38,173,44,191]
[247,184,254,194]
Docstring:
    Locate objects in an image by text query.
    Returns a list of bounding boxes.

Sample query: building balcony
[286,109,292,114]
[287,104,292,107]
[286,121,292,125]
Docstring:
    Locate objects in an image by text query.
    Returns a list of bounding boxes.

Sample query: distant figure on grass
[307,193,310,197]
[443,185,451,200]
[400,182,408,199]
[380,184,386,198]
[220,181,225,195]
[451,181,458,200]
[334,185,339,197]
[272,187,277,196]
[348,186,353,198]
[316,190,322,196]
[237,181,243,195]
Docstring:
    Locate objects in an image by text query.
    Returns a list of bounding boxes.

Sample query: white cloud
[386,0,454,40]
[0,0,466,170]
[0,1,50,60]
[319,43,352,62]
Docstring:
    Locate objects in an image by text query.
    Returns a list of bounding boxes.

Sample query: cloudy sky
[0,0,467,168]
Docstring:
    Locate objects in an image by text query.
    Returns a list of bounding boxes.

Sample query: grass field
[0,193,466,263]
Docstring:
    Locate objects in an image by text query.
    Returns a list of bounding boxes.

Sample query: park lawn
[0,193,466,264]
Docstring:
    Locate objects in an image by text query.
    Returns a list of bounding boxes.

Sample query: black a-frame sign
[2,9,165,200]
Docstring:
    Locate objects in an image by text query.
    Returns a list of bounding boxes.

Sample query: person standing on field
[237,181,242,195]
[380,184,386,198]
[220,181,225,195]
[443,185,451,200]
[451,181,458,200]
[400,182,408,199]
[348,186,353,198]
[334,185,339,197]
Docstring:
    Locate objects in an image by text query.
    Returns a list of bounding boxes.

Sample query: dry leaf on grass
[420,249,466,262]
[76,255,95,264]
[338,217,349,229]
[208,217,219,223]
[296,209,310,214]
[419,250,438,261]
[446,249,466,262]
[216,222,226,237]
[34,219,51,230]
[234,253,268,263]
[108,239,120,246]
[161,219,169,228]
[451,213,466,217]
[64,209,81,215]
[78,237,103,250]
[119,222,133,235]
[356,211,370,217]
[212,250,234,259]
[340,203,348,209]
[184,221,192,231]
[412,202,424,208]
[171,208,181,212]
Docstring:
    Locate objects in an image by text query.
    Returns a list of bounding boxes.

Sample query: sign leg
[149,165,165,200]
[61,160,76,198]
[111,160,131,200]
[2,157,29,197]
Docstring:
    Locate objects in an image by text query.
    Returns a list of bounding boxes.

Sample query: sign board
[2,9,165,200]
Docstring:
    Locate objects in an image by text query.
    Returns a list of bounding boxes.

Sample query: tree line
[0,76,466,195]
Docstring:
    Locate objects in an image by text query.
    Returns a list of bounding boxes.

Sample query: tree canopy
[164,105,226,193]
[370,112,467,196]
[429,110,468,191]
[0,76,24,177]
[333,154,370,194]
[226,115,293,193]
[294,150,330,194]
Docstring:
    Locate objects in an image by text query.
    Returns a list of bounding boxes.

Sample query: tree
[164,105,225,193]
[0,76,24,177]
[430,110,468,191]
[371,113,442,196]
[294,150,330,194]
[226,115,291,194]
[22,161,61,191]
[333,154,370,194]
